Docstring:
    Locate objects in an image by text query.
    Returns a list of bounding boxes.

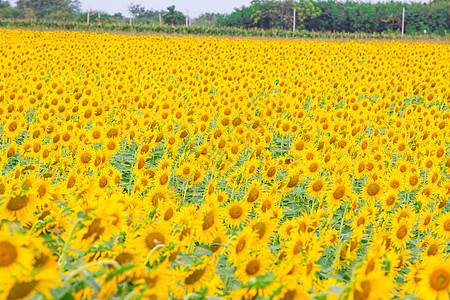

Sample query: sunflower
[278,218,297,241]
[4,117,24,139]
[3,272,58,300]
[147,186,177,207]
[175,258,215,298]
[361,178,383,201]
[133,223,173,264]
[245,180,264,204]
[209,227,229,257]
[0,230,33,280]
[249,214,278,246]
[235,250,272,284]
[306,175,328,200]
[417,209,434,233]
[416,255,450,300]
[347,269,395,300]
[103,137,120,156]
[176,160,193,181]
[389,217,414,249]
[196,202,222,243]
[381,192,398,211]
[262,160,278,182]
[422,236,446,257]
[432,211,450,240]
[228,228,257,266]
[223,199,250,228]
[405,170,421,191]
[153,168,171,188]
[325,177,353,208]
[0,188,37,222]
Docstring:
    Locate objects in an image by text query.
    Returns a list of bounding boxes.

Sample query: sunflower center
[333,186,345,200]
[210,237,222,253]
[280,289,297,300]
[443,220,450,231]
[287,175,299,188]
[145,232,165,250]
[266,167,276,178]
[6,194,29,211]
[202,211,215,230]
[0,241,17,267]
[7,280,38,299]
[409,175,419,186]
[8,121,18,132]
[309,163,319,172]
[229,206,243,219]
[367,183,380,196]
[252,222,266,239]
[427,244,438,256]
[262,200,271,212]
[80,153,91,164]
[247,188,259,203]
[99,177,108,188]
[183,167,191,175]
[152,192,165,205]
[107,141,116,150]
[245,260,260,276]
[115,252,134,266]
[185,267,206,285]
[390,180,400,189]
[159,174,169,186]
[396,225,408,239]
[164,208,174,221]
[236,239,246,253]
[430,269,449,291]
[357,217,365,226]
[353,280,371,300]
[386,196,395,206]
[312,181,323,192]
[37,185,47,198]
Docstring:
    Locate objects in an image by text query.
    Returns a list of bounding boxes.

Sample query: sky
[8,0,431,18]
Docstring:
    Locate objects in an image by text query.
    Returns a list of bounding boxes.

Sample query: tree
[250,0,320,30]
[16,0,81,20]
[128,3,146,19]
[195,12,219,26]
[163,6,184,26]
[0,0,21,18]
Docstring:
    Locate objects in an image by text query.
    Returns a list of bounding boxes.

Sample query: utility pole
[401,7,405,38]
[293,8,296,33]
[130,17,132,26]
[159,13,162,25]
[98,12,100,25]
[186,10,189,27]
[87,11,90,25]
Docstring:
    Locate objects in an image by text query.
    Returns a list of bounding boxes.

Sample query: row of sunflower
[0,29,449,299]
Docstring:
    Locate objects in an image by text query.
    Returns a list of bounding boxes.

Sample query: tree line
[0,0,448,35]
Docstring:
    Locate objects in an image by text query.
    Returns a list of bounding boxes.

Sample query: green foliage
[15,0,81,20]
[303,0,450,34]
[163,5,184,26]
[0,0,21,19]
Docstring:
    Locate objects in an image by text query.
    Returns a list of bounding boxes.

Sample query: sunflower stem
[181,177,190,205]
[29,220,45,234]
[182,293,199,300]
[58,219,82,270]
[146,244,166,261]
[338,201,350,240]
[62,260,120,284]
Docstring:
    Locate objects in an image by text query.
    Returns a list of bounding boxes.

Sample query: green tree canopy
[163,6,184,26]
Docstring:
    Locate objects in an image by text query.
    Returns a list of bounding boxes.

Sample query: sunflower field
[0,29,449,300]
